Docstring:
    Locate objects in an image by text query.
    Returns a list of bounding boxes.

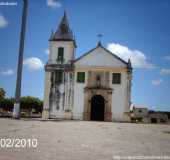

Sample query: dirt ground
[0,118,170,160]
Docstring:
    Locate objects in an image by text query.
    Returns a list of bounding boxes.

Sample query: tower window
[77,72,85,83]
[55,71,63,84]
[112,73,121,84]
[57,47,64,61]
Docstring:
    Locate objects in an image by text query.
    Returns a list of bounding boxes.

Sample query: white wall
[73,70,128,122]
[75,47,126,68]
[110,72,128,121]
[49,41,75,64]
[73,71,87,120]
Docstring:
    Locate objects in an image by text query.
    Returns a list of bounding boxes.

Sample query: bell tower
[42,12,76,119]
[48,11,76,64]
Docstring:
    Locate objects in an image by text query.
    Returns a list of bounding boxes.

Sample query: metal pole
[13,0,28,119]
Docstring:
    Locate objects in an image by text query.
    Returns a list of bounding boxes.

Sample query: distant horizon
[0,0,170,111]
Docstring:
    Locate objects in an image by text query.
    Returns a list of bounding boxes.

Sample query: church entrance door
[90,95,105,121]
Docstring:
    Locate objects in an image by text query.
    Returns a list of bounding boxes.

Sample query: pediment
[74,46,128,68]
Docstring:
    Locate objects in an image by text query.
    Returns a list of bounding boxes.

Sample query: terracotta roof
[50,12,74,41]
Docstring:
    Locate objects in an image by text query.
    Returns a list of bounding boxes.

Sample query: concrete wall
[42,71,51,119]
[49,83,65,119]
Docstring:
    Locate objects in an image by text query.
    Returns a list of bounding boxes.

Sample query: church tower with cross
[43,12,132,122]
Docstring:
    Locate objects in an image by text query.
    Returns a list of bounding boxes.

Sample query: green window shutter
[58,47,64,61]
[55,71,63,84]
[112,73,121,84]
[77,72,85,83]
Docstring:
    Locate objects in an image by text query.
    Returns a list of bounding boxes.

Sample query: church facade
[42,13,132,122]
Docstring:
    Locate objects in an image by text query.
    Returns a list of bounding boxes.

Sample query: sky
[0,0,170,111]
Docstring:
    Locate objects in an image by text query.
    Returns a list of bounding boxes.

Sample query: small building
[148,111,169,124]
[131,106,169,124]
[131,106,149,123]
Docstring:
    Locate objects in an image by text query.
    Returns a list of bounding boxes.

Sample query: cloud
[160,68,170,75]
[164,55,170,61]
[23,57,44,71]
[45,49,49,55]
[151,79,163,86]
[0,14,8,28]
[107,43,156,69]
[47,0,61,8]
[0,69,14,76]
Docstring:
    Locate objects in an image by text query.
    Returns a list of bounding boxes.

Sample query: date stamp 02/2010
[0,138,38,148]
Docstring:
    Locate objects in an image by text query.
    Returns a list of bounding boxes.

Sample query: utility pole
[13,0,28,119]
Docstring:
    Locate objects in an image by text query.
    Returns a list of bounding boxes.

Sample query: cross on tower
[97,33,103,41]
[97,34,103,46]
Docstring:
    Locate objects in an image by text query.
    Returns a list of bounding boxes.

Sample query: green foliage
[20,96,43,113]
[0,96,43,113]
[0,88,6,99]
[0,98,14,111]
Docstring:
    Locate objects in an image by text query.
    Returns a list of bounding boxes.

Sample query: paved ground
[0,118,170,160]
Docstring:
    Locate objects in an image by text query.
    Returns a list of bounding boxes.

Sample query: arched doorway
[90,95,105,121]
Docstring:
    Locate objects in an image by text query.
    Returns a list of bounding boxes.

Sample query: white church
[42,13,132,122]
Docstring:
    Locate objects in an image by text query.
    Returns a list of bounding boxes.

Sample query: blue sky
[0,0,170,111]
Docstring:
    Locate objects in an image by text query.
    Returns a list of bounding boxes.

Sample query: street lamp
[13,0,28,119]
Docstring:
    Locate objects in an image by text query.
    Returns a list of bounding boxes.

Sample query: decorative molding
[75,67,128,72]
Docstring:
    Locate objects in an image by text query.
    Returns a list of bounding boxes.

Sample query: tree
[0,96,43,114]
[0,88,6,99]
[0,98,14,111]
[20,96,43,113]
